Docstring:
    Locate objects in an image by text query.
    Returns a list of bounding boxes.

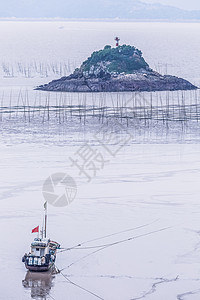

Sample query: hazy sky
[143,0,200,10]
[1,0,200,19]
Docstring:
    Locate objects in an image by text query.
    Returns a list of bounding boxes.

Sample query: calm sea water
[1,22,200,300]
[0,21,200,84]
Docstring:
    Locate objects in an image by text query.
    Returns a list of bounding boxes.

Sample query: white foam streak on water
[0,22,200,300]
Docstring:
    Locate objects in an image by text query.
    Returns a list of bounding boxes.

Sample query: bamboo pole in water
[0,91,4,122]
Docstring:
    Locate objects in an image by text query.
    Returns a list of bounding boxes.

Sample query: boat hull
[25,262,54,272]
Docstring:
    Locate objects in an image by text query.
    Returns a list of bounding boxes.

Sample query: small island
[37,45,197,92]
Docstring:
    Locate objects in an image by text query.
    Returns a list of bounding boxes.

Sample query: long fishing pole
[47,293,56,300]
[61,272,105,299]
[56,225,173,300]
[61,225,173,271]
[58,219,159,253]
[59,270,105,300]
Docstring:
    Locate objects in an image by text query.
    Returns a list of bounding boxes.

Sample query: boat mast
[44,201,47,238]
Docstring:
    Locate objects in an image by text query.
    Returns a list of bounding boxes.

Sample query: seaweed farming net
[1,89,200,144]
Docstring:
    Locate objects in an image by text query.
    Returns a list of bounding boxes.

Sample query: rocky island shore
[37,45,197,92]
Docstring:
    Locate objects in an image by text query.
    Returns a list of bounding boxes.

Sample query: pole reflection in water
[22,270,55,299]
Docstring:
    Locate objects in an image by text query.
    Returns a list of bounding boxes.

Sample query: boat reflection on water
[22,270,55,299]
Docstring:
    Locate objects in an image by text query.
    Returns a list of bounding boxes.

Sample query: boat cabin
[31,238,49,257]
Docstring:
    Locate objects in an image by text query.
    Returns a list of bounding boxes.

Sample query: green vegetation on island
[80,45,149,75]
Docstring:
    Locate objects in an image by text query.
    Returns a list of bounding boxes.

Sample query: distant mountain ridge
[1,0,200,20]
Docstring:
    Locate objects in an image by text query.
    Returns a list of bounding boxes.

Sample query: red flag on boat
[32,226,39,233]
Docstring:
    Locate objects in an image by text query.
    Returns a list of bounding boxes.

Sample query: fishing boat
[22,202,60,272]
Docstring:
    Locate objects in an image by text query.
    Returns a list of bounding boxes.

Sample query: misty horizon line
[1,17,200,23]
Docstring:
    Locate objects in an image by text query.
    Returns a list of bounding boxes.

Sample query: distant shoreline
[1,18,200,23]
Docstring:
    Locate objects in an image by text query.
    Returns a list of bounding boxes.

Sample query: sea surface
[0,21,200,300]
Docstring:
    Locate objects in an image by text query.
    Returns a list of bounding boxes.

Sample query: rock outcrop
[37,45,197,92]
